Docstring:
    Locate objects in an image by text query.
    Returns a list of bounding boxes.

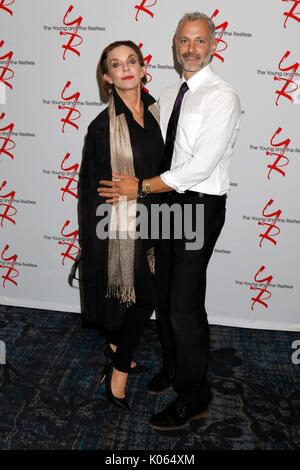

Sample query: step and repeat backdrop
[0,1,299,330]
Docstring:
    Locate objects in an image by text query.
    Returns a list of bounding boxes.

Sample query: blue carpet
[0,304,299,450]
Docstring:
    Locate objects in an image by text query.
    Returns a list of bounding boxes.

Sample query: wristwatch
[137,179,148,199]
[144,180,152,194]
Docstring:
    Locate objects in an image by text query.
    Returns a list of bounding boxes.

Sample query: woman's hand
[98,173,139,203]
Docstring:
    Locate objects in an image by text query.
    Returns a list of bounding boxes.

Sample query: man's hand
[98,173,139,203]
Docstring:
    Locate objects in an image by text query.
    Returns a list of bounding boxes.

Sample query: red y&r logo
[258,199,282,247]
[59,152,79,201]
[59,81,81,133]
[60,4,83,60]
[138,42,152,91]
[211,9,229,63]
[0,0,15,15]
[59,220,80,265]
[282,0,300,28]
[0,180,17,227]
[0,113,16,160]
[135,0,157,21]
[0,40,15,90]
[274,50,299,105]
[266,127,291,179]
[0,244,19,287]
[250,265,273,310]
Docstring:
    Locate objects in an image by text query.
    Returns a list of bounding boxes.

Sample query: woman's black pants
[107,240,158,373]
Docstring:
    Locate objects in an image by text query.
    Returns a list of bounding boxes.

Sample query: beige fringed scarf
[106,93,160,305]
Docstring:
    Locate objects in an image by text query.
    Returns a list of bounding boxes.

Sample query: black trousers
[156,192,226,409]
[107,239,158,373]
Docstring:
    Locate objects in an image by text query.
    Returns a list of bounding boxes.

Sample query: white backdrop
[0,0,299,330]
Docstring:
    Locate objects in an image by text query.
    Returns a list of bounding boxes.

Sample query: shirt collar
[182,63,214,94]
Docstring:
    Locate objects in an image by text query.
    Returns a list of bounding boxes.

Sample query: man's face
[175,19,216,78]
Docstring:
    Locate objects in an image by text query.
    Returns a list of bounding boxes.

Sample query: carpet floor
[0,304,299,450]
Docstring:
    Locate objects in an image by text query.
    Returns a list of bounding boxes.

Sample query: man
[99,12,241,430]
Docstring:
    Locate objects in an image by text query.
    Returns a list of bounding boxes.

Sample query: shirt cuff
[160,171,185,193]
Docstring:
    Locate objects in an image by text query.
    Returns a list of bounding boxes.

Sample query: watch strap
[138,179,144,192]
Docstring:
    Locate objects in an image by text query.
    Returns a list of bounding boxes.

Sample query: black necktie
[165,81,189,168]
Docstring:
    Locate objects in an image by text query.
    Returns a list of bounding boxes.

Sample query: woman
[78,41,168,410]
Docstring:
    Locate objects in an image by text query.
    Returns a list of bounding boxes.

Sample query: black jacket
[77,90,167,329]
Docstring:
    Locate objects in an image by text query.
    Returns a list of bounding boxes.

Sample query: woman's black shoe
[98,345,115,385]
[99,363,108,385]
[105,361,130,411]
[127,362,147,374]
[106,344,147,375]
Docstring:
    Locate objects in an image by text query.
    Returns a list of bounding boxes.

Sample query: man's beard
[179,52,210,73]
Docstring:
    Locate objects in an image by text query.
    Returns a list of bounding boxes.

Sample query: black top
[113,89,168,179]
[77,89,167,329]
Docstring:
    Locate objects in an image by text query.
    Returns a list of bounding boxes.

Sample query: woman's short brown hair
[99,40,147,97]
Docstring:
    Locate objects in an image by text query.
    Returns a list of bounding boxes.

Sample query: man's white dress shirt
[159,64,241,195]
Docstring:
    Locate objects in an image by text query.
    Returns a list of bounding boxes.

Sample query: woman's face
[104,45,146,93]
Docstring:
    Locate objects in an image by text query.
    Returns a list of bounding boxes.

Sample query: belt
[184,190,226,198]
